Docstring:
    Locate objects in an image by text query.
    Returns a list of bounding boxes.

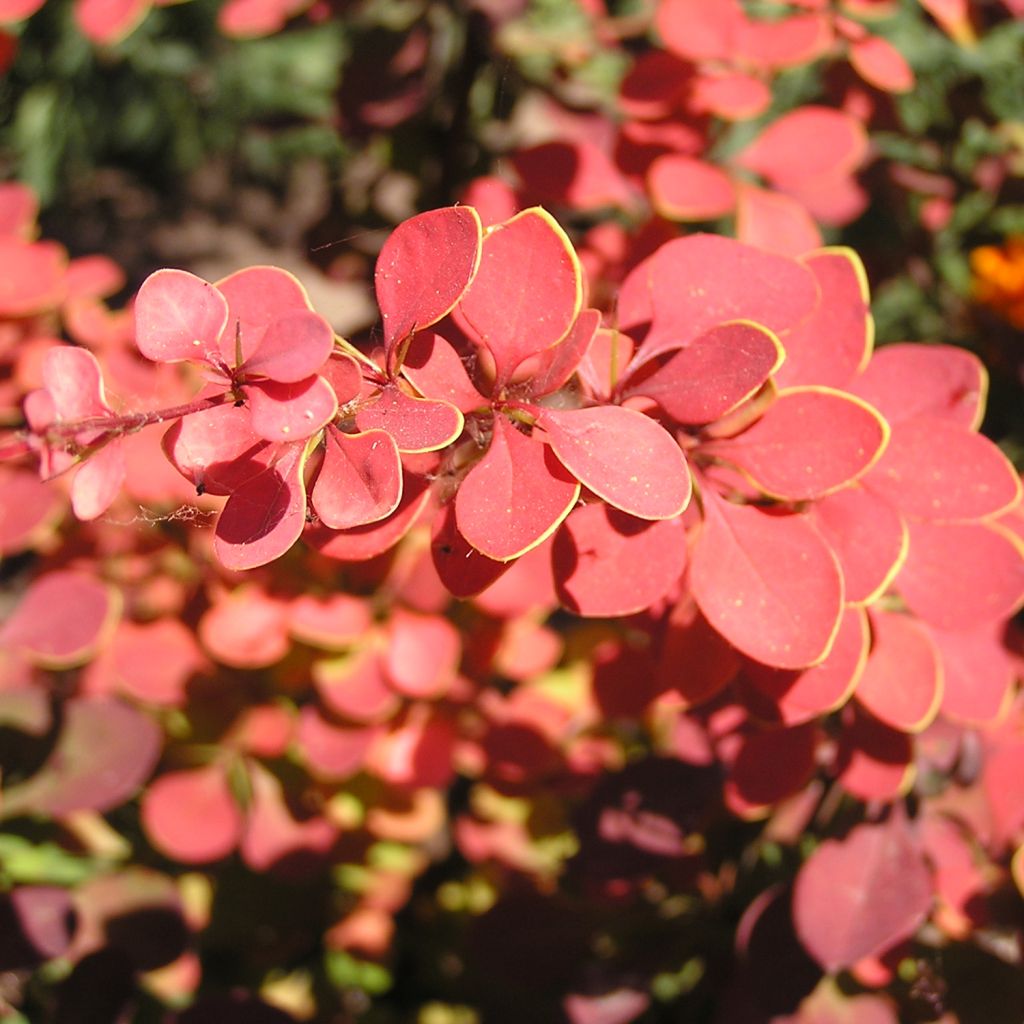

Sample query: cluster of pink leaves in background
[3,182,1024,1020]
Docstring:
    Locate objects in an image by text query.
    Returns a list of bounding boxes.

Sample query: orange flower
[971,237,1024,328]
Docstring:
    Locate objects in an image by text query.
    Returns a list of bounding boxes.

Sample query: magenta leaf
[0,570,119,668]
[0,697,161,819]
[375,205,483,357]
[793,815,932,972]
[537,405,690,520]
[241,309,335,382]
[690,489,844,669]
[245,374,338,443]
[458,208,582,386]
[310,427,402,530]
[553,503,687,617]
[134,268,229,364]
[624,320,783,424]
[355,383,463,452]
[456,415,580,561]
[214,440,311,570]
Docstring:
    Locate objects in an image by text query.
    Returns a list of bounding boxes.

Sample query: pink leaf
[618,50,692,120]
[213,441,310,570]
[74,0,150,43]
[198,585,290,667]
[288,593,372,650]
[895,520,1024,630]
[313,647,400,724]
[734,183,823,257]
[647,155,736,221]
[42,346,112,421]
[311,428,402,530]
[455,415,579,561]
[71,440,125,521]
[141,766,243,864]
[835,707,915,803]
[241,309,335,382]
[849,34,915,93]
[0,468,60,555]
[625,320,782,425]
[458,208,582,386]
[706,387,889,501]
[774,248,872,389]
[0,698,160,819]
[537,405,690,520]
[354,384,463,452]
[245,375,338,443]
[655,0,743,61]
[295,709,380,781]
[809,484,908,604]
[375,206,483,355]
[737,12,833,69]
[0,239,65,316]
[742,605,868,726]
[216,265,316,358]
[385,609,461,700]
[849,343,986,428]
[0,571,119,668]
[690,490,844,669]
[928,622,1016,725]
[620,234,819,364]
[401,330,487,414]
[553,503,687,617]
[856,610,942,733]
[793,816,932,972]
[864,416,1020,521]
[689,71,771,120]
[735,108,868,186]
[134,269,228,365]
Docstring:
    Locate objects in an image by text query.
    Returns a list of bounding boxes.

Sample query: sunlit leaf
[245,375,338,443]
[734,182,823,257]
[537,405,690,520]
[928,622,1015,725]
[647,155,736,221]
[385,609,461,700]
[134,269,228,365]
[354,384,463,452]
[241,309,335,382]
[849,34,914,93]
[311,428,402,530]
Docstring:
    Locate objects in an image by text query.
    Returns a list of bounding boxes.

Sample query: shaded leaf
[401,330,487,413]
[355,384,463,452]
[431,501,512,598]
[835,706,915,803]
[385,609,460,699]
[311,428,402,530]
[735,182,823,257]
[725,723,818,817]
[928,622,1015,725]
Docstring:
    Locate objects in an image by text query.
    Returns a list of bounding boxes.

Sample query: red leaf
[214,442,310,571]
[689,72,771,120]
[375,206,483,355]
[0,468,59,555]
[618,50,692,120]
[134,269,228,365]
[65,254,125,301]
[354,384,463,452]
[809,484,908,604]
[458,208,582,386]
[162,404,273,496]
[895,520,1024,630]
[385,609,461,699]
[70,440,125,521]
[625,320,782,425]
[725,722,818,817]
[928,622,1015,725]
[313,647,400,724]
[743,605,868,726]
[456,415,579,561]
[774,248,872,389]
[856,610,942,733]
[198,585,290,668]
[864,417,1020,521]
[0,571,119,668]
[241,309,334,382]
[295,708,380,781]
[0,239,65,317]
[74,0,149,43]
[141,765,243,863]
[690,491,844,669]
[849,343,986,428]
[288,593,373,650]
[0,181,37,236]
[311,428,402,530]
[430,502,511,598]
[735,108,868,186]
[835,706,915,803]
[245,375,338,443]
[0,698,160,819]
[656,598,741,708]
[737,12,833,70]
[734,182,823,257]
[553,503,687,617]
[849,34,915,93]
[309,472,430,562]
[647,156,736,221]
[537,405,690,520]
[527,308,601,399]
[216,265,316,364]
[401,330,487,414]
[619,234,819,364]
[511,141,634,211]
[793,815,932,972]
[655,0,743,61]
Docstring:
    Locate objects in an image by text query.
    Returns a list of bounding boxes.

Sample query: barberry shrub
[2,194,1024,1022]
